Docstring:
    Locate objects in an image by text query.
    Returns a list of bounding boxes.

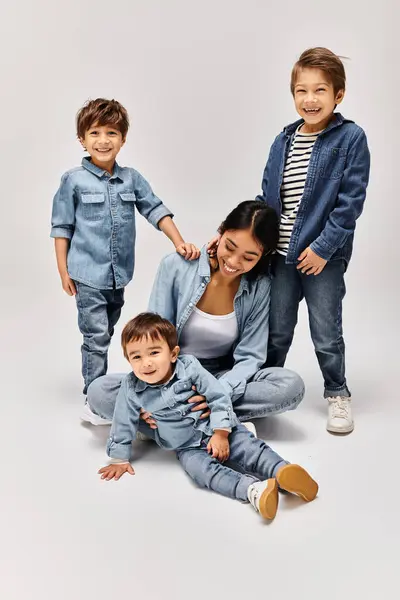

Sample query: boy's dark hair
[217,200,279,279]
[121,313,178,359]
[290,47,346,96]
[76,98,130,140]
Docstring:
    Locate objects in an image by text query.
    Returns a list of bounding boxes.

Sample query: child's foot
[276,464,318,501]
[327,396,354,434]
[247,479,279,520]
[243,421,257,437]
[80,402,112,426]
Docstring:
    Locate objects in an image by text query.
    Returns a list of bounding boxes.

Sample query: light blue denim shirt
[257,113,370,264]
[148,248,271,402]
[50,158,173,289]
[107,355,236,461]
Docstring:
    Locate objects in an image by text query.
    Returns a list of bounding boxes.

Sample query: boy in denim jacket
[258,48,370,434]
[97,312,318,521]
[51,98,199,398]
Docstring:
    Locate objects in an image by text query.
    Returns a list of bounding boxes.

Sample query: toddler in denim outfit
[97,312,318,521]
[51,98,199,397]
[258,48,370,434]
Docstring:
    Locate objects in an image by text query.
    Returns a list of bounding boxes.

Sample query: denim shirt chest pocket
[119,192,136,220]
[80,192,106,221]
[319,146,347,180]
[171,379,194,404]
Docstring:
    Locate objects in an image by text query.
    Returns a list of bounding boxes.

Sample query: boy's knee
[87,375,107,404]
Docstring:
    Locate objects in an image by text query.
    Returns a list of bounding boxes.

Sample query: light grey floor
[2,288,398,600]
[2,1,399,597]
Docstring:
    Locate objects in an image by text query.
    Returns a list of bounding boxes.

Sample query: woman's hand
[140,408,158,429]
[98,463,135,481]
[207,431,230,462]
[207,234,221,257]
[187,386,211,419]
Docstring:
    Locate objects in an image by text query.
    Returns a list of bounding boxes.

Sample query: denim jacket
[148,247,271,402]
[107,355,236,461]
[257,113,370,264]
[50,158,173,289]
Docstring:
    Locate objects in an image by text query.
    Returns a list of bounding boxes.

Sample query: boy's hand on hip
[297,247,327,276]
[207,431,230,462]
[61,273,76,296]
[176,242,200,261]
[98,463,135,481]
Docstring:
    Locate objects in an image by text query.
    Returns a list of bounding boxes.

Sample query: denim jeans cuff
[324,386,351,398]
[237,475,259,502]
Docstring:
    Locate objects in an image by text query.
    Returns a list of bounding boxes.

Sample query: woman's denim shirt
[148,247,271,401]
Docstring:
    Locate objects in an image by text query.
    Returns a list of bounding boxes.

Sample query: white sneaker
[327,396,354,434]
[80,402,112,426]
[247,479,279,520]
[243,421,257,437]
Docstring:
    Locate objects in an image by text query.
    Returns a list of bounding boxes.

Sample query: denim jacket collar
[283,112,346,138]
[131,358,186,393]
[81,157,125,182]
[198,246,250,295]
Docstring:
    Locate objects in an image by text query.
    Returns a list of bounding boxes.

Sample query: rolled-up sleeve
[132,170,173,229]
[106,377,141,461]
[50,173,76,239]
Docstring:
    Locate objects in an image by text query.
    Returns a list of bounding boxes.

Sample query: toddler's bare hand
[207,431,230,462]
[98,463,135,481]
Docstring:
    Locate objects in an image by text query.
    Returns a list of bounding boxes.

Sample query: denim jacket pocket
[120,193,136,219]
[319,147,347,180]
[172,379,194,401]
[81,193,105,221]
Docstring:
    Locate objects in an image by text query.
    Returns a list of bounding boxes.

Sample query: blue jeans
[87,363,304,422]
[177,423,288,501]
[75,282,125,394]
[266,255,350,398]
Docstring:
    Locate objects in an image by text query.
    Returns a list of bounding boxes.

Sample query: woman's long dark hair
[217,200,279,279]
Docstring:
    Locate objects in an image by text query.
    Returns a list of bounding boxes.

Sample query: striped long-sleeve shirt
[277,126,322,256]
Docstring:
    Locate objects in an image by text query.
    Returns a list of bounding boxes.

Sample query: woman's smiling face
[216,228,263,279]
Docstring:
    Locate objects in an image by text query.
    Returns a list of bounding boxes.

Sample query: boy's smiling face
[293,68,344,133]
[126,336,180,386]
[79,122,125,173]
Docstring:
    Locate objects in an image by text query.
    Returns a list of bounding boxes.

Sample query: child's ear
[335,89,345,105]
[171,346,180,363]
[78,137,87,150]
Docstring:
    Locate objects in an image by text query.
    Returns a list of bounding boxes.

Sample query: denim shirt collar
[131,357,186,393]
[81,157,125,182]
[283,112,346,138]
[198,245,250,294]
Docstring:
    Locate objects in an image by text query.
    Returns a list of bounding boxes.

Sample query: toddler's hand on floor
[297,247,327,275]
[61,273,76,296]
[98,463,135,481]
[207,431,230,462]
[176,242,200,261]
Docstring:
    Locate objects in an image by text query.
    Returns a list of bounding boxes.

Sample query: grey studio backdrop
[1,1,399,600]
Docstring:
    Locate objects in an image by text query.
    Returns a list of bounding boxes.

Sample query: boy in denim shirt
[97,312,318,521]
[51,98,199,397]
[258,48,370,434]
